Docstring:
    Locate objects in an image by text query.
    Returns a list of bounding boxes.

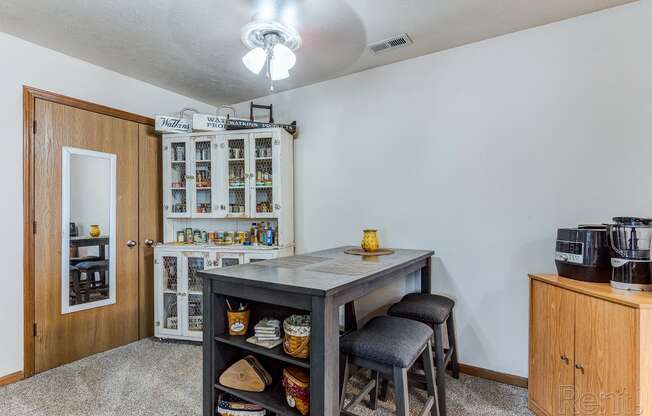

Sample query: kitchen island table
[200,246,434,416]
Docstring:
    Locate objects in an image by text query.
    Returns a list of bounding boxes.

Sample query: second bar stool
[388,293,460,416]
[339,316,438,416]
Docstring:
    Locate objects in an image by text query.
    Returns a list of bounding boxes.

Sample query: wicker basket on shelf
[282,366,310,416]
[283,315,310,359]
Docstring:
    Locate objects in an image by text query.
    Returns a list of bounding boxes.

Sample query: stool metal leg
[446,312,460,379]
[434,324,447,416]
[369,371,380,410]
[339,355,350,411]
[393,366,410,416]
[422,341,439,416]
[379,377,390,402]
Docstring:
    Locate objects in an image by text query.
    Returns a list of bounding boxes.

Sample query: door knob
[144,239,154,247]
[127,240,137,247]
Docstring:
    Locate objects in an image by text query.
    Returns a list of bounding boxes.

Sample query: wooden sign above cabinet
[155,115,192,133]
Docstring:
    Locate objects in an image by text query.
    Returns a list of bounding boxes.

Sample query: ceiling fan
[240,3,302,92]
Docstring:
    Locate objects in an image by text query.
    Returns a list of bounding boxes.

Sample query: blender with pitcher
[607,217,652,291]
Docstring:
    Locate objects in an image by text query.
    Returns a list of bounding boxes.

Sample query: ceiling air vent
[369,33,413,54]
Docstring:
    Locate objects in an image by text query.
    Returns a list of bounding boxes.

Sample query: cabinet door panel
[574,295,637,416]
[163,137,190,217]
[529,280,575,416]
[191,136,217,217]
[225,135,249,217]
[250,133,275,218]
[155,252,182,337]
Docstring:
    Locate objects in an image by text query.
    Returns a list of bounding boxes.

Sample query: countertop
[200,246,434,297]
[529,273,652,309]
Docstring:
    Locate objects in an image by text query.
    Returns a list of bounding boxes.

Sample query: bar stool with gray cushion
[388,293,459,416]
[339,316,438,416]
[76,260,110,302]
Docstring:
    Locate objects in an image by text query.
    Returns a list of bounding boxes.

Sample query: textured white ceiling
[0,0,636,105]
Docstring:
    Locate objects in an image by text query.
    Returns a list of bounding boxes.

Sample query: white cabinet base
[154,245,293,341]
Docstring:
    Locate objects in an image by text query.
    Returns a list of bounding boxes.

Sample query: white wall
[232,1,652,377]
[70,154,111,257]
[0,32,215,378]
[70,154,111,237]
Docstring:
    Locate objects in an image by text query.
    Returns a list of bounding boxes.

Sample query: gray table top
[199,246,434,297]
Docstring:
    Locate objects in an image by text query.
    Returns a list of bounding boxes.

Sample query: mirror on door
[61,147,117,314]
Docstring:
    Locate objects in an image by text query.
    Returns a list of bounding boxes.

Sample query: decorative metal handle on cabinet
[575,363,584,374]
[126,240,137,247]
[560,354,569,364]
[144,239,154,247]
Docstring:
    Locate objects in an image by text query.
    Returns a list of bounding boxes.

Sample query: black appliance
[555,225,611,283]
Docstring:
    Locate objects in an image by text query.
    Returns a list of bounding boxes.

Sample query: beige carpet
[0,338,531,416]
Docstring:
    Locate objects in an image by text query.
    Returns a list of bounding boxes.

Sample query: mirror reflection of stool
[75,260,110,303]
[69,266,81,305]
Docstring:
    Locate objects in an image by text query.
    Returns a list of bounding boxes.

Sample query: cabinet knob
[126,240,137,248]
[560,354,569,364]
[575,363,584,374]
[144,239,154,247]
[274,203,281,210]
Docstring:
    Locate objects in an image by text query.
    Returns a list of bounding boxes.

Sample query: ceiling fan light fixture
[272,43,296,71]
[270,62,290,81]
[241,20,301,91]
[242,47,267,75]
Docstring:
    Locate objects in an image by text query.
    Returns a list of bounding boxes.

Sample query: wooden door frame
[22,86,154,378]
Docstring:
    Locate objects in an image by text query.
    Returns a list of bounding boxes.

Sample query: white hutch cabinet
[154,128,294,341]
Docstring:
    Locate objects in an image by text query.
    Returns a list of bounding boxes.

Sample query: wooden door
[138,124,162,338]
[33,98,139,373]
[574,294,638,415]
[529,281,576,416]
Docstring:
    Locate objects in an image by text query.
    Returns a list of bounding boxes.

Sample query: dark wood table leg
[421,256,432,294]
[311,296,340,416]
[203,279,216,416]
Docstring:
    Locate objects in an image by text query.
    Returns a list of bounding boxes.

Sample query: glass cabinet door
[191,136,216,217]
[164,138,190,217]
[157,253,182,336]
[183,251,217,335]
[250,134,277,218]
[225,135,249,217]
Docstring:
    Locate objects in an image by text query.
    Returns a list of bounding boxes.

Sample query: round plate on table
[344,248,395,256]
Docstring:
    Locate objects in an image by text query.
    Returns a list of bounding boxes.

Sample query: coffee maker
[607,217,652,291]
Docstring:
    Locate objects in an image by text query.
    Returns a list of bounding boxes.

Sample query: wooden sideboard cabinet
[529,274,652,416]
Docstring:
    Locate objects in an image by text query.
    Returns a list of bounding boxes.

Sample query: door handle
[575,363,585,374]
[127,240,137,247]
[560,354,569,364]
[144,239,154,247]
